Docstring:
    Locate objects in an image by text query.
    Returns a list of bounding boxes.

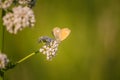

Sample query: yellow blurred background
[0,0,120,80]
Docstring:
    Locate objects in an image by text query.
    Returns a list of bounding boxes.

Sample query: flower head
[0,0,13,9]
[39,36,59,60]
[0,53,9,69]
[3,5,35,34]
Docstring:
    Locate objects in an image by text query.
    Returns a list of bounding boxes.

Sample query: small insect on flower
[52,27,71,42]
[39,27,71,60]
[28,0,36,8]
[38,36,53,44]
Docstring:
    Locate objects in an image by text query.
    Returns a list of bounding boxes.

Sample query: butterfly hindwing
[59,28,71,41]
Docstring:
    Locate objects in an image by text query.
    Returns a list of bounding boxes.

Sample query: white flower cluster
[3,6,35,34]
[0,0,13,9]
[18,0,31,5]
[39,40,59,60]
[0,53,9,69]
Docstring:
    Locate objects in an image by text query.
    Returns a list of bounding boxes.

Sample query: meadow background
[0,0,120,80]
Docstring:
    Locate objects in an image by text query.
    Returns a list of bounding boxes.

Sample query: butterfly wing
[52,27,61,41]
[59,28,71,41]
[53,27,71,42]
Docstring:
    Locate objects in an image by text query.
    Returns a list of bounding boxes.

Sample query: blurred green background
[0,0,120,80]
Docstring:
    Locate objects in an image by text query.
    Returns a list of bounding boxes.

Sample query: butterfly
[52,27,71,42]
[39,27,71,60]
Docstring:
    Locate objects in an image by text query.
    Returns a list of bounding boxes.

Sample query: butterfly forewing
[52,27,61,41]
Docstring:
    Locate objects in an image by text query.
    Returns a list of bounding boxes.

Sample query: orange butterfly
[53,27,71,42]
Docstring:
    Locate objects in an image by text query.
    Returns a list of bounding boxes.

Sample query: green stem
[1,9,5,53]
[2,51,40,72]
[0,8,5,80]
[16,51,39,64]
[0,72,4,80]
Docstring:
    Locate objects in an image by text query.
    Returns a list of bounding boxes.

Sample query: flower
[0,53,9,69]
[39,38,59,60]
[0,0,13,9]
[3,5,35,34]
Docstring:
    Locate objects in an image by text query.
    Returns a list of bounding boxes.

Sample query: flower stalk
[1,9,5,53]
[0,3,6,80]
[0,71,4,80]
[16,51,39,64]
